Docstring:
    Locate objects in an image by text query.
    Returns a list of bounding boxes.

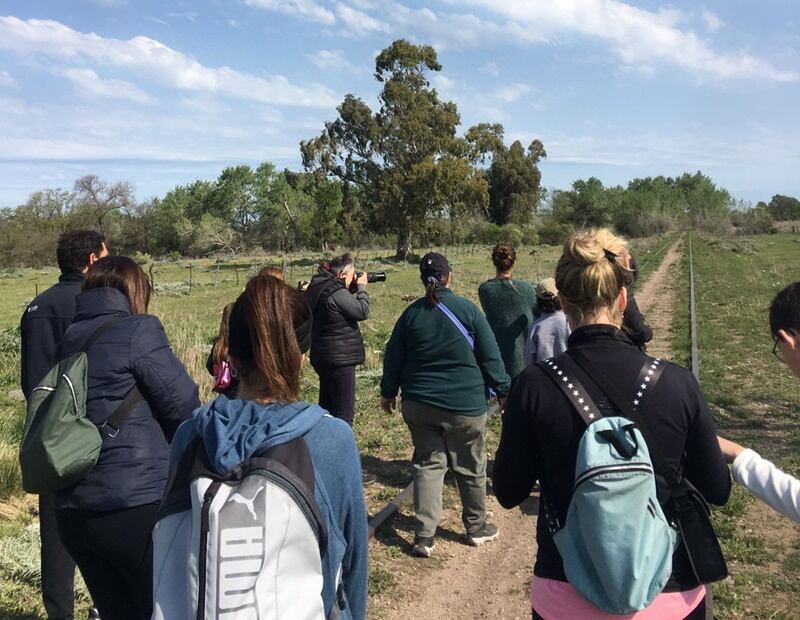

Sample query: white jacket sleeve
[732,448,800,524]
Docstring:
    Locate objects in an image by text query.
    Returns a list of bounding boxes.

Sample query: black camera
[356,271,387,283]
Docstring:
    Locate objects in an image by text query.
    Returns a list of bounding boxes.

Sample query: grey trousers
[402,400,488,538]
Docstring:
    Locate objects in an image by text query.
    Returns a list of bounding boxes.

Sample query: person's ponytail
[425,276,441,306]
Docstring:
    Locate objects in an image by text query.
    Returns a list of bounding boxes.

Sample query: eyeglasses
[773,329,796,363]
[773,336,784,363]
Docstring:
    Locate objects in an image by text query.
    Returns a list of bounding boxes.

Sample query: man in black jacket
[20,230,107,620]
[306,253,369,427]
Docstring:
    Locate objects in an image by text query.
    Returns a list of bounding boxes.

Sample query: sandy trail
[636,237,685,360]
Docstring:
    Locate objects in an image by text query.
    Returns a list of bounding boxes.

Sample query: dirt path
[377,493,538,620]
[371,238,687,620]
[637,236,685,360]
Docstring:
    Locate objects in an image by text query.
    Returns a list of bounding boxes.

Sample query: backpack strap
[81,317,124,353]
[568,349,675,497]
[98,386,143,438]
[79,316,144,439]
[540,357,602,426]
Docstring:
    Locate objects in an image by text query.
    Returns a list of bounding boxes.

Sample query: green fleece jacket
[380,288,511,416]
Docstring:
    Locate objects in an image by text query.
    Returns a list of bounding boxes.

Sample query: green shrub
[0,443,22,500]
[538,218,572,246]
[467,221,501,244]
[498,224,523,246]
[0,327,20,356]
[132,251,152,265]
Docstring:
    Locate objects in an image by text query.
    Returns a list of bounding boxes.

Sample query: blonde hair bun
[556,228,628,324]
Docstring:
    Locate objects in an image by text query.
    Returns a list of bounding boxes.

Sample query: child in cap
[523,277,571,366]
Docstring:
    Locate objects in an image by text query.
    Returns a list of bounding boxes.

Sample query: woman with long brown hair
[158,273,368,619]
[54,256,199,620]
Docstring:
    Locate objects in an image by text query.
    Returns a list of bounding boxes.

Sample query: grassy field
[0,235,675,618]
[671,233,800,620]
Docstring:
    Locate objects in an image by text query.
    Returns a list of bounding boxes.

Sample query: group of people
[18,228,800,620]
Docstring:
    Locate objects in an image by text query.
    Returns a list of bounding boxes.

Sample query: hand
[380,396,397,414]
[497,396,506,416]
[356,272,368,287]
[717,436,745,464]
[298,280,310,292]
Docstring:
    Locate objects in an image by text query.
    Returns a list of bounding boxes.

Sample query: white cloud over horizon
[244,0,797,82]
[0,15,339,107]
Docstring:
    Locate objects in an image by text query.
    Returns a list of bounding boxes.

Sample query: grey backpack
[152,436,345,620]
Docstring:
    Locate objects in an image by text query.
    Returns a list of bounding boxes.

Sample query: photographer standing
[306,253,369,427]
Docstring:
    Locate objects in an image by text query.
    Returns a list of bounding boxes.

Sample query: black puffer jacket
[55,287,200,512]
[306,271,369,368]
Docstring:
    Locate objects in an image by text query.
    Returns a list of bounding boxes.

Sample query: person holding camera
[306,253,370,428]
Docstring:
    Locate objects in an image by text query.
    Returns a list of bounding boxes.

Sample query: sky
[0,0,798,208]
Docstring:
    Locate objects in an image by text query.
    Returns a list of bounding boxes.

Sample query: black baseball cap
[420,252,451,280]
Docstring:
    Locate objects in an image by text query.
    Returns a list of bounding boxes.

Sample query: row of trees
[0,40,794,268]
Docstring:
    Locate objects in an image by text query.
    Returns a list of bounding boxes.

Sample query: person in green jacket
[478,243,537,379]
[380,252,511,558]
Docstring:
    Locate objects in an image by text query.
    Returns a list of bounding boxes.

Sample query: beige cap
[536,277,558,299]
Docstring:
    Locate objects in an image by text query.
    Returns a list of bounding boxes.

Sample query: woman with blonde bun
[494,229,731,619]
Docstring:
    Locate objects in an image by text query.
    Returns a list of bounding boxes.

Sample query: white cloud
[307,49,361,73]
[495,82,531,103]
[61,68,153,104]
[227,18,241,28]
[701,8,724,33]
[90,0,127,6]
[165,12,198,22]
[479,61,500,77]
[243,0,335,25]
[0,70,17,88]
[457,0,796,82]
[0,16,339,108]
[334,2,388,35]
[431,74,536,121]
[145,16,169,26]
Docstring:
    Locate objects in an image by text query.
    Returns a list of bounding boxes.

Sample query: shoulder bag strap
[436,301,498,399]
[435,301,475,349]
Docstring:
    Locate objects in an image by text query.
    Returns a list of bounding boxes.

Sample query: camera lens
[367,272,387,283]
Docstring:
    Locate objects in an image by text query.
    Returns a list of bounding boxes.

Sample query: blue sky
[0,0,798,208]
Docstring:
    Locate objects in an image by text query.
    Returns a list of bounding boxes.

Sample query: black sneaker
[87,608,101,620]
[466,522,499,546]
[362,472,377,486]
[411,536,435,558]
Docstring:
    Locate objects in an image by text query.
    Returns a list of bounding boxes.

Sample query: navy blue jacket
[20,272,83,398]
[55,287,200,511]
